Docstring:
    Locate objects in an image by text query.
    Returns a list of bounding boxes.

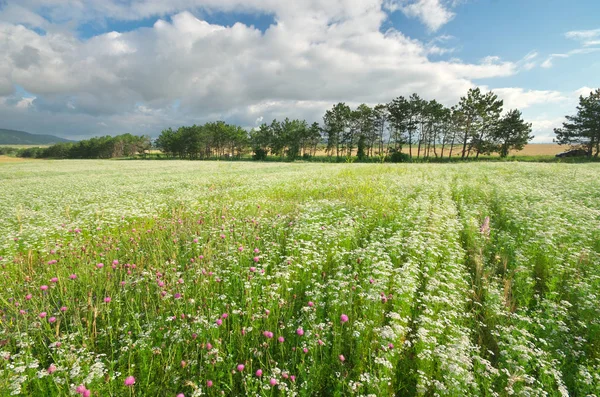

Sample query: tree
[250,123,273,159]
[387,96,411,155]
[457,88,483,159]
[457,88,503,159]
[554,88,600,157]
[353,104,375,160]
[409,94,427,158]
[304,122,322,156]
[373,104,388,156]
[472,91,503,158]
[323,103,351,159]
[493,109,533,157]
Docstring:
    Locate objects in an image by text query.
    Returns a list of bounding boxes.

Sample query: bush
[388,149,410,163]
[252,148,268,161]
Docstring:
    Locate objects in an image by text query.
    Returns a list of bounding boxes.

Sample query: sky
[0,0,599,142]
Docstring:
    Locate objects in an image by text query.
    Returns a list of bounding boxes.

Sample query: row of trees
[155,122,248,159]
[155,88,534,161]
[250,119,321,160]
[320,89,533,160]
[16,134,151,159]
[33,87,600,161]
[555,88,600,157]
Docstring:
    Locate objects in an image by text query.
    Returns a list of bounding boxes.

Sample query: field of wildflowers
[0,160,599,396]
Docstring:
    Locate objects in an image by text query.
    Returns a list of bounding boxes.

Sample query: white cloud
[540,58,553,69]
[492,88,567,110]
[521,87,600,143]
[574,86,595,97]
[529,117,565,143]
[540,47,600,69]
[538,27,600,68]
[15,97,35,109]
[519,51,538,70]
[384,0,455,32]
[565,28,600,40]
[0,1,527,139]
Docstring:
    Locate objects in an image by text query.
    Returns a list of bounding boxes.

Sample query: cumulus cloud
[529,117,565,143]
[574,86,596,97]
[518,87,600,143]
[491,88,567,110]
[0,0,523,139]
[384,0,455,32]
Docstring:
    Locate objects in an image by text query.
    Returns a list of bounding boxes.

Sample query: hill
[0,128,74,145]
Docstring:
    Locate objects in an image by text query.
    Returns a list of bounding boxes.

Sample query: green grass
[0,161,599,396]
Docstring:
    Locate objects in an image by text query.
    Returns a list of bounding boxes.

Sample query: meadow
[0,160,598,396]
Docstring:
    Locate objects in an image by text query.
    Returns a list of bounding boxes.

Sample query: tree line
[13,87,600,161]
[156,88,534,161]
[8,134,151,159]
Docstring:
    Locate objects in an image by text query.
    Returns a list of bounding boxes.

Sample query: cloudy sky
[0,0,598,141]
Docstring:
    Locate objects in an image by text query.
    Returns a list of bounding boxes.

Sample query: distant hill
[0,129,74,145]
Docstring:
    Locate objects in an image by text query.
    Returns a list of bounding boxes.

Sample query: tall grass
[0,161,598,396]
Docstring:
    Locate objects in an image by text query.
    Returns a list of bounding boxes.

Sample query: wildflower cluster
[0,160,598,396]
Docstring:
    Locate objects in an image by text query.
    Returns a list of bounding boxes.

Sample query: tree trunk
[461,131,469,159]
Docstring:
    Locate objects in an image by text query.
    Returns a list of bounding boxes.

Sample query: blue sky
[0,0,598,141]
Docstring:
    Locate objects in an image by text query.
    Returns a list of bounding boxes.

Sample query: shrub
[252,148,268,161]
[388,149,410,163]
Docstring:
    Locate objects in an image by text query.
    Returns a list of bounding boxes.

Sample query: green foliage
[0,146,19,156]
[18,134,151,159]
[6,87,548,163]
[387,149,410,163]
[156,122,246,159]
[252,147,268,161]
[1,161,599,396]
[554,88,600,157]
[493,109,533,157]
